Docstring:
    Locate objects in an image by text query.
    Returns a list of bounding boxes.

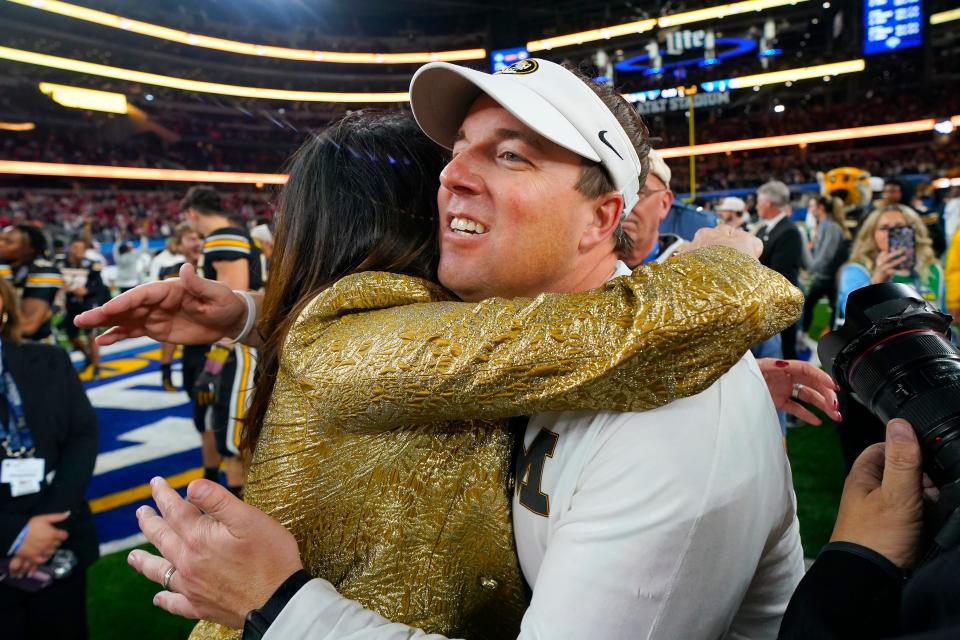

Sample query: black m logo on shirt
[516,428,559,517]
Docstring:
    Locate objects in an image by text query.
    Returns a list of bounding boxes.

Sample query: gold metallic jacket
[192,246,802,640]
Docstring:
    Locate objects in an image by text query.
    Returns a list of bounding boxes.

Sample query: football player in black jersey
[156,223,222,483]
[181,187,262,497]
[58,238,111,378]
[0,225,63,342]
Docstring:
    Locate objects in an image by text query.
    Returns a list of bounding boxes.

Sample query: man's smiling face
[437,95,601,302]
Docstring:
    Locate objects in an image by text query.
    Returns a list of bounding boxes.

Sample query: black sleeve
[22,266,63,305]
[0,512,30,554]
[86,265,110,305]
[778,542,905,640]
[35,348,99,515]
[770,226,804,285]
[203,231,253,264]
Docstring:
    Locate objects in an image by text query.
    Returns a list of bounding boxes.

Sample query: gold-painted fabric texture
[191,246,802,640]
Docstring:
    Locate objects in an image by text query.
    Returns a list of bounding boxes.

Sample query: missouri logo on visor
[497,59,538,75]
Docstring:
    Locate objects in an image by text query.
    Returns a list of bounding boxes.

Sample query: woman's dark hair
[243,111,448,453]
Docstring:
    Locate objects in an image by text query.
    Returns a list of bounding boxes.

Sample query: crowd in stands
[0,189,274,245]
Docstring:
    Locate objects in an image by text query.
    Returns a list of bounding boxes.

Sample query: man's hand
[18,512,70,565]
[73,264,247,347]
[830,419,924,569]
[127,477,304,629]
[681,226,763,259]
[757,358,841,425]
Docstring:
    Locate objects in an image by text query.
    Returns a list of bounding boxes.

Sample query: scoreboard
[864,0,923,55]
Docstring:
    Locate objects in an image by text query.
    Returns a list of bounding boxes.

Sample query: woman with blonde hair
[837,203,944,319]
[835,203,944,469]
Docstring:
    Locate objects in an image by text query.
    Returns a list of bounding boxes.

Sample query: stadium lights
[930,8,960,25]
[6,115,957,182]
[528,0,808,51]
[0,47,410,103]
[528,20,658,52]
[658,117,956,159]
[657,0,806,28]
[0,121,35,131]
[625,60,866,102]
[0,161,288,184]
[719,59,865,90]
[39,82,127,114]
[933,177,960,189]
[5,0,485,64]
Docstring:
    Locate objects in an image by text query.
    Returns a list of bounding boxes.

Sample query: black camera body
[819,283,960,487]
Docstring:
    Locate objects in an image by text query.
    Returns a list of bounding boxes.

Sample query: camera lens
[820,283,960,486]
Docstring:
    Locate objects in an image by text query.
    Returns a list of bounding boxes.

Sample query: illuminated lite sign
[864,0,923,55]
[490,47,530,73]
[616,37,756,74]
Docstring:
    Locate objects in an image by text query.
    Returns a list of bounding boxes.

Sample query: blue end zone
[78,339,202,548]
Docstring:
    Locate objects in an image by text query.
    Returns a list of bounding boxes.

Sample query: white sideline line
[100,532,148,556]
[69,336,158,365]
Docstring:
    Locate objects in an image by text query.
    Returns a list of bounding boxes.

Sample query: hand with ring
[127,477,304,629]
[757,358,842,425]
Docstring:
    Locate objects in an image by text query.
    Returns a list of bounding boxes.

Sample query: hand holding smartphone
[887,225,916,271]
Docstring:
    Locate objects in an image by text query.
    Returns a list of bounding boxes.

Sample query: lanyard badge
[0,367,34,459]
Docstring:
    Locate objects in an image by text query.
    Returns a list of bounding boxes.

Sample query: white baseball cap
[718,196,746,213]
[410,58,643,216]
[647,149,671,187]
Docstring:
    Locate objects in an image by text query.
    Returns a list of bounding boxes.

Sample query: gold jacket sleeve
[285,245,802,433]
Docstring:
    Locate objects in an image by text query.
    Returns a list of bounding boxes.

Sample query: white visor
[409,58,643,216]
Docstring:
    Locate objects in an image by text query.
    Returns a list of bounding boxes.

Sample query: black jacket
[756,216,804,286]
[779,542,960,639]
[0,342,99,570]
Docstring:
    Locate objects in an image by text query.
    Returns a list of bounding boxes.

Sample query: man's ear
[658,191,675,222]
[580,191,623,252]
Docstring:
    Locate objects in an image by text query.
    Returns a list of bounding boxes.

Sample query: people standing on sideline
[754,180,804,359]
[717,196,750,231]
[800,195,850,339]
[835,204,943,468]
[57,239,110,378]
[0,278,99,640]
[182,186,262,497]
[155,224,220,483]
[0,226,63,343]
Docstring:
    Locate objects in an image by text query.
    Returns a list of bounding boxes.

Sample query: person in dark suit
[0,277,99,639]
[755,180,804,359]
[779,418,960,639]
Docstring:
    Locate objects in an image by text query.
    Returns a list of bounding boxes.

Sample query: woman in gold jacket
[84,113,801,639]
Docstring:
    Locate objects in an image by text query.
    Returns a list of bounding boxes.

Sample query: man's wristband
[223,290,257,345]
[242,569,312,640]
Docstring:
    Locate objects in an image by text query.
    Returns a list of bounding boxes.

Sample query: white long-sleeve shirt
[265,271,804,640]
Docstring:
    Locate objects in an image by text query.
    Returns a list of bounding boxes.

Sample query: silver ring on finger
[162,565,177,592]
[791,383,803,401]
